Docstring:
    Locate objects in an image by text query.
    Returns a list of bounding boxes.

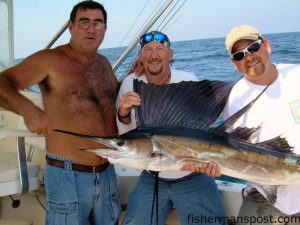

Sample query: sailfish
[55,79,299,204]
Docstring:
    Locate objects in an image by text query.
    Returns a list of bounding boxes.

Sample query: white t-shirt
[116,68,198,179]
[223,64,300,215]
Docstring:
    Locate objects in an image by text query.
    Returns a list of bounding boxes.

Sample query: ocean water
[102,32,300,81]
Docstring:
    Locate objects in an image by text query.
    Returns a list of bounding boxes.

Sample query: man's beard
[147,65,163,76]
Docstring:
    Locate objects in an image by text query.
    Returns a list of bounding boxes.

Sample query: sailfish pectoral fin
[53,128,118,149]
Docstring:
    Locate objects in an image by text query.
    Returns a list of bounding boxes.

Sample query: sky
[13,0,300,58]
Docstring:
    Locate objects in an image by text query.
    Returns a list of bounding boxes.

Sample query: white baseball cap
[225,24,262,54]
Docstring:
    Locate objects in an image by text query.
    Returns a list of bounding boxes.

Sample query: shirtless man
[0,1,120,225]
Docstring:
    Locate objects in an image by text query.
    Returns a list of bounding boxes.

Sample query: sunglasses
[231,39,263,61]
[139,32,170,48]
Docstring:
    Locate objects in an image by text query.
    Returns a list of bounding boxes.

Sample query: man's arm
[116,74,143,134]
[0,50,53,135]
[117,91,141,124]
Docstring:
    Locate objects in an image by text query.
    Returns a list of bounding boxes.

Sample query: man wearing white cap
[223,24,300,224]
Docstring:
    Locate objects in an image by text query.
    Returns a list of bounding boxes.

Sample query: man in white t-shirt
[117,31,227,225]
[224,24,300,224]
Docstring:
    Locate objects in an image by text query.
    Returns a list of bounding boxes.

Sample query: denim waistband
[46,153,74,162]
[46,153,74,170]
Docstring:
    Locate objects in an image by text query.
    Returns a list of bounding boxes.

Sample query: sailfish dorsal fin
[133,79,235,130]
[256,136,294,154]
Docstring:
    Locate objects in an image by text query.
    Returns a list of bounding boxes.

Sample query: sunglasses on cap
[231,39,263,61]
[139,32,170,48]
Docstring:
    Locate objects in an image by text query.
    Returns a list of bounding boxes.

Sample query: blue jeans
[44,155,121,225]
[121,171,227,225]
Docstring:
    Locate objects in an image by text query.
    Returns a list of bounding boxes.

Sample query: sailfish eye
[116,138,125,146]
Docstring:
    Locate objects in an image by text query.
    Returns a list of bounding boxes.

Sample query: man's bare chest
[43,71,116,105]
